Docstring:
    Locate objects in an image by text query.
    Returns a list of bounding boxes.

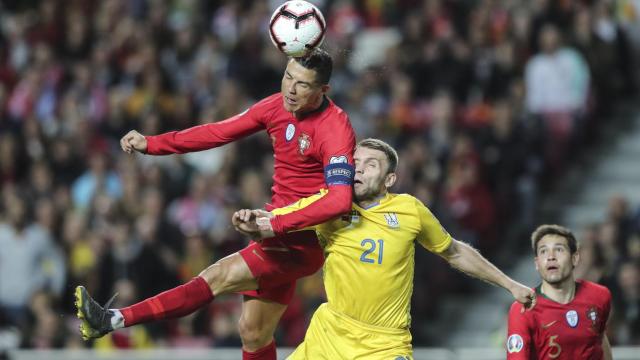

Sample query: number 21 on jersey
[360,238,384,264]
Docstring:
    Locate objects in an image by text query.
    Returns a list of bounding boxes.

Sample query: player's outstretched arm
[602,334,612,360]
[120,130,148,154]
[125,102,269,155]
[437,240,536,309]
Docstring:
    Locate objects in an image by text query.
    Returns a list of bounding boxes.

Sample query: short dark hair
[294,48,332,85]
[531,224,578,255]
[357,138,398,175]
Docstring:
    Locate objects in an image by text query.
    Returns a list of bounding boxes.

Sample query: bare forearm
[442,240,516,291]
[602,335,612,360]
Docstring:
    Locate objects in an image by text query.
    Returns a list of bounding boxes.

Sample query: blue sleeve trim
[324,163,354,186]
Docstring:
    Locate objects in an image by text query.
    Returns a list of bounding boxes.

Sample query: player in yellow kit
[233,138,536,360]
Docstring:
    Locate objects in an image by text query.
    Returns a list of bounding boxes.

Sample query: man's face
[353,146,390,203]
[535,235,578,285]
[281,59,326,115]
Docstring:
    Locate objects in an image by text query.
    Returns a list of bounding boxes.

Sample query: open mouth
[547,265,559,271]
[285,96,297,105]
[354,179,363,185]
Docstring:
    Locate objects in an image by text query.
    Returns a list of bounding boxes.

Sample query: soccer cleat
[75,286,118,340]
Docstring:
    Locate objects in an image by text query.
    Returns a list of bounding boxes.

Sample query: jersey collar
[297,96,329,120]
[535,280,581,304]
[355,192,392,210]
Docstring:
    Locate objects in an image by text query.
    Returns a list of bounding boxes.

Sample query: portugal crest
[586,307,599,331]
[298,133,311,155]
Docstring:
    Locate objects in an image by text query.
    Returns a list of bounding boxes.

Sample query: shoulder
[252,93,283,112]
[508,301,532,322]
[579,280,612,303]
[396,193,420,206]
[322,100,353,131]
[398,194,431,214]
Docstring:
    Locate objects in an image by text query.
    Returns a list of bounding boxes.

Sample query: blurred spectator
[612,261,640,345]
[0,192,65,327]
[525,23,590,171]
[71,151,122,210]
[0,0,637,349]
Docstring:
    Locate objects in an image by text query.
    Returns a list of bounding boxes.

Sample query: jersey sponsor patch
[324,162,354,186]
[565,310,579,328]
[285,123,295,141]
[329,155,348,164]
[507,334,524,353]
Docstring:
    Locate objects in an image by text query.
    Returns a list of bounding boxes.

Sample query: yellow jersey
[273,191,452,330]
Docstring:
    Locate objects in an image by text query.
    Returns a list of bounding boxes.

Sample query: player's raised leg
[238,296,288,360]
[75,252,257,340]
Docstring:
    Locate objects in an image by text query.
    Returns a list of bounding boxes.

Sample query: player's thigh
[240,231,324,287]
[238,296,288,342]
[199,252,258,295]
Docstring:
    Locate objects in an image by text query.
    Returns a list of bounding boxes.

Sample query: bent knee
[238,317,275,349]
[199,254,256,295]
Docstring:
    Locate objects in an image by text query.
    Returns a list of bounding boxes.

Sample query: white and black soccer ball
[269,0,326,57]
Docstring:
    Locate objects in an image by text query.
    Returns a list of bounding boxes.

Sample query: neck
[541,277,576,304]
[356,192,386,209]
[294,95,324,118]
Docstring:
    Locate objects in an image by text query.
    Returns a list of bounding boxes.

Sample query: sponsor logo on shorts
[507,334,524,353]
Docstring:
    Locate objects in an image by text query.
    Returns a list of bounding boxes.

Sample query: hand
[232,209,275,240]
[120,130,148,154]
[232,209,260,236]
[509,281,536,312]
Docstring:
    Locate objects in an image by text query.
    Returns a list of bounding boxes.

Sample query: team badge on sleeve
[329,155,348,164]
[565,310,579,328]
[507,334,524,353]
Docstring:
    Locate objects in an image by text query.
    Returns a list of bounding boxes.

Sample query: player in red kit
[506,224,612,360]
[74,48,356,360]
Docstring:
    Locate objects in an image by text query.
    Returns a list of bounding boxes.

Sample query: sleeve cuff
[270,216,285,235]
[144,135,154,154]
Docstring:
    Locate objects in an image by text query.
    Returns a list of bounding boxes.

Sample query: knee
[199,254,254,295]
[199,261,233,295]
[238,316,273,350]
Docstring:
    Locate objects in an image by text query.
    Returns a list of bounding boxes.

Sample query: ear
[320,84,330,94]
[572,251,580,268]
[384,173,397,188]
[534,256,539,272]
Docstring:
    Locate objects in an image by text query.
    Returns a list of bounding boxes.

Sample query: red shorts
[238,230,324,304]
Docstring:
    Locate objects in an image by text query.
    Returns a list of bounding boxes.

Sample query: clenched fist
[120,130,148,154]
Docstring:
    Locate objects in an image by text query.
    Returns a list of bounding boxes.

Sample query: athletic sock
[120,276,214,327]
[242,340,276,360]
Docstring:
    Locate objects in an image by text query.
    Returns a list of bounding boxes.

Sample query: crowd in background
[0,0,639,350]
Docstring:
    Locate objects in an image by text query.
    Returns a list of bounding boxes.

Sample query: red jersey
[145,93,356,234]
[507,280,611,360]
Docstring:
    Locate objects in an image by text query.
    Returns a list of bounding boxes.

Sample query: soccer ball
[269,1,326,57]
